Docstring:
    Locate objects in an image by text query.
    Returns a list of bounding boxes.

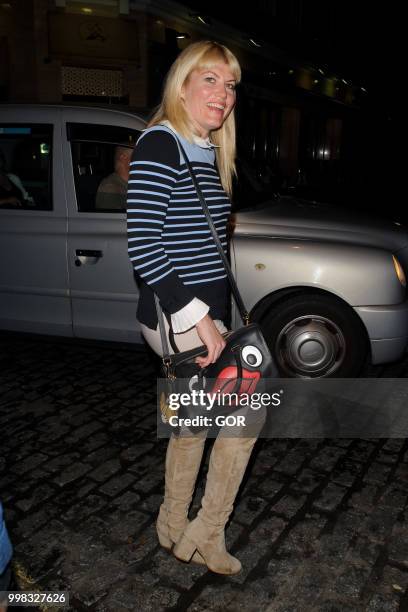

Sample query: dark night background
[0,0,403,220]
[180,1,398,114]
[179,0,402,221]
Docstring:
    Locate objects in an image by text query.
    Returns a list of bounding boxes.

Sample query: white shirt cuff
[171,298,209,333]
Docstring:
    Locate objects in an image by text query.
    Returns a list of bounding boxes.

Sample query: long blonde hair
[148,41,241,196]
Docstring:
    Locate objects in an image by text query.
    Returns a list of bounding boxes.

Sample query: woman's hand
[195,314,226,368]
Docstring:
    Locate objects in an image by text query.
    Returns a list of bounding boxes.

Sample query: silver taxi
[0,105,407,378]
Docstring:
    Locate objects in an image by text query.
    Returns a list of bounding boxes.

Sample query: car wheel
[262,294,368,378]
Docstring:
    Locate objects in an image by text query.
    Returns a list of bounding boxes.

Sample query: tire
[261,293,368,378]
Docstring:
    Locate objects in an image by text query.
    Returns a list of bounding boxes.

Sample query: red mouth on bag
[209,366,260,396]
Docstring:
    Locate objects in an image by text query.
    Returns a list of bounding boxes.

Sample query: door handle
[75,249,103,266]
[76,249,103,258]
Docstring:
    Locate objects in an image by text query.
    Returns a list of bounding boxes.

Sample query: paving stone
[273,447,310,476]
[69,559,127,608]
[83,445,119,466]
[13,519,69,581]
[151,549,208,590]
[61,494,108,522]
[331,563,373,598]
[14,504,59,539]
[312,482,348,513]
[81,431,110,452]
[133,469,164,493]
[12,452,49,475]
[378,449,405,466]
[126,451,161,476]
[64,420,104,443]
[381,439,406,454]
[225,519,246,550]
[364,462,392,485]
[108,509,152,544]
[249,451,280,477]
[366,593,400,611]
[309,446,348,473]
[121,523,160,563]
[348,482,379,512]
[1,474,32,501]
[348,536,382,566]
[233,494,269,525]
[387,524,408,565]
[89,458,122,482]
[190,583,262,612]
[99,472,136,497]
[263,551,307,599]
[270,492,307,520]
[119,443,156,464]
[14,483,57,512]
[379,486,407,511]
[102,577,180,611]
[393,462,408,485]
[293,467,327,493]
[314,532,353,570]
[330,459,362,487]
[330,508,368,539]
[231,516,287,583]
[375,564,408,595]
[139,492,163,513]
[112,490,142,512]
[285,513,327,556]
[314,600,365,612]
[248,477,286,500]
[41,452,81,474]
[364,506,400,543]
[53,461,93,487]
[347,441,378,463]
[76,479,99,498]
[277,561,329,608]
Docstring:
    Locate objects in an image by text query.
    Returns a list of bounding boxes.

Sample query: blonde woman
[127,41,261,575]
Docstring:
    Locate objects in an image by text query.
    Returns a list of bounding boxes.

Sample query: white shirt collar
[160,120,220,149]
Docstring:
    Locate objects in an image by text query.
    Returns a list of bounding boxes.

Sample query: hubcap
[276,315,346,377]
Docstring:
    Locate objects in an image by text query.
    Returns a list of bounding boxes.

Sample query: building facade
[0,0,369,205]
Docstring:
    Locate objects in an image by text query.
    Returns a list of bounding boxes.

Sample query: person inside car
[95,145,132,210]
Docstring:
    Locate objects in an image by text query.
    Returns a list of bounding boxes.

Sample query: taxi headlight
[392,255,406,287]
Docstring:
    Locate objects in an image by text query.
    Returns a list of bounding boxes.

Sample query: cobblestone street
[1,332,408,611]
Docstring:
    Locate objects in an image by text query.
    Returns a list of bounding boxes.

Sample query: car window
[67,123,140,213]
[0,124,53,211]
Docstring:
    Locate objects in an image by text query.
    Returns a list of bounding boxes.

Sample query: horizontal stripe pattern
[127,152,230,288]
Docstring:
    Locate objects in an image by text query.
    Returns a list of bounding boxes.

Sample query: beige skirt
[141,318,228,357]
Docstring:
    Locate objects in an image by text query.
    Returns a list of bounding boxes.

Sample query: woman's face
[181,62,237,138]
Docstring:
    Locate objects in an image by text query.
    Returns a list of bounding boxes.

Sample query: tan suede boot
[156,432,206,564]
[173,435,258,575]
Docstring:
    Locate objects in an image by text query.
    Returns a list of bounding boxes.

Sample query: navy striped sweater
[127,125,231,330]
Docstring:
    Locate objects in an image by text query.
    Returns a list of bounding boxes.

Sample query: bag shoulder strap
[175,138,249,324]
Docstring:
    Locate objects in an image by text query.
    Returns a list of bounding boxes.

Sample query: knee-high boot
[173,435,257,575]
[156,433,206,563]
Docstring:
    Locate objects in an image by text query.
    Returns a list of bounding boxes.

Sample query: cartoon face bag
[159,322,277,423]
